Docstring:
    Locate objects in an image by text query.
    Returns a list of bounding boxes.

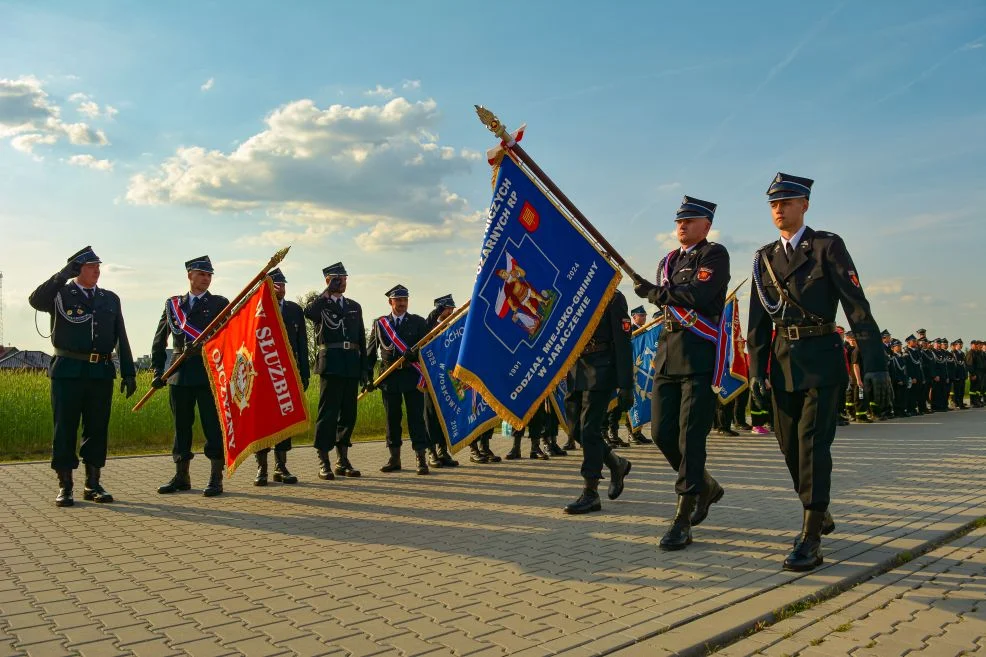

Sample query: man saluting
[747,173,891,571]
[29,246,137,506]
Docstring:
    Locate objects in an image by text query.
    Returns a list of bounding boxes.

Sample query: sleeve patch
[621,319,632,333]
[697,267,714,282]
[848,270,860,287]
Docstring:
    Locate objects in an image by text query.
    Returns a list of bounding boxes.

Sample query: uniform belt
[320,342,359,351]
[776,322,837,341]
[54,348,112,364]
[582,341,611,355]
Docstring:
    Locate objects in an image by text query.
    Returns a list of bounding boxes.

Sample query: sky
[2,0,985,355]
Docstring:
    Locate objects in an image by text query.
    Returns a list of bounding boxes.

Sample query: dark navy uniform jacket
[643,239,730,376]
[279,299,310,385]
[748,227,886,392]
[570,290,634,392]
[29,275,136,380]
[151,291,229,386]
[304,295,366,379]
[366,313,428,393]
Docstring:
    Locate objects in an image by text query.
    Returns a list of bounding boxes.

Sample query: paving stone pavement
[717,524,986,657]
[0,409,984,657]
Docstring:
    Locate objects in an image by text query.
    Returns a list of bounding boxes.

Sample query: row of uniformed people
[28,169,909,576]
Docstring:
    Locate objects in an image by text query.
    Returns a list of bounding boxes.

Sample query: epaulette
[814,231,836,238]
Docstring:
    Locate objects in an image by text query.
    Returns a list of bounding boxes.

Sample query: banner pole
[132,247,291,412]
[357,300,471,402]
[475,106,646,285]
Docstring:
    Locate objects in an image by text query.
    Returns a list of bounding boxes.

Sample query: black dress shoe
[784,510,825,571]
[690,472,723,526]
[736,423,753,431]
[564,478,601,514]
[529,441,550,460]
[83,464,114,503]
[504,436,523,460]
[660,495,697,551]
[630,432,653,444]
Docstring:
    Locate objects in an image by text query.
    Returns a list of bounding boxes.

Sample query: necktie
[84,288,92,300]
[785,242,795,261]
[395,316,402,329]
[188,295,196,310]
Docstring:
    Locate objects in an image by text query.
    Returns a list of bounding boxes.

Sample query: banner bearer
[633,196,729,551]
[254,268,310,486]
[151,256,229,497]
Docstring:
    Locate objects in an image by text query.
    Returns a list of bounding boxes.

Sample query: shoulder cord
[757,251,826,324]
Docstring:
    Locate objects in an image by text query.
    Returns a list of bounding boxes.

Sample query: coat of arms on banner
[479,238,560,350]
[231,345,257,412]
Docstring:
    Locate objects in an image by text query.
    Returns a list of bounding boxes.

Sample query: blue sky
[2,0,985,354]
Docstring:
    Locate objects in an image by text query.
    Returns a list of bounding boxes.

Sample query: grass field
[0,370,388,462]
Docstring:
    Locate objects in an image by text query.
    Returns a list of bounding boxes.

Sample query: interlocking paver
[0,412,985,657]
[720,524,986,656]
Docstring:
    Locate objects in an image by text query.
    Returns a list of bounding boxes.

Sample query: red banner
[204,279,310,475]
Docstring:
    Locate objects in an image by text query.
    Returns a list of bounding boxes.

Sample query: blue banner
[628,321,662,430]
[714,296,749,404]
[453,155,621,427]
[418,310,500,453]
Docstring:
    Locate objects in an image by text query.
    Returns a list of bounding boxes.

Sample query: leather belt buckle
[343,341,351,350]
[89,353,100,363]
[788,326,801,341]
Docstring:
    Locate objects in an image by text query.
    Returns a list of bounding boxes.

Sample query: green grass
[0,370,388,461]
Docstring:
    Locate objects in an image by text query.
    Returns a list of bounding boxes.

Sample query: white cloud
[866,279,904,296]
[68,92,118,120]
[402,79,421,90]
[201,77,215,92]
[66,153,113,171]
[0,76,110,157]
[127,96,480,250]
[657,181,681,192]
[10,133,57,154]
[364,84,394,98]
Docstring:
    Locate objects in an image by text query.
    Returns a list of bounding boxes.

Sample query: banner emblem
[231,345,257,412]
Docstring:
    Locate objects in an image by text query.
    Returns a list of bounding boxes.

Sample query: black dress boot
[427,445,443,468]
[631,431,652,445]
[690,471,724,526]
[83,463,114,503]
[55,469,74,507]
[380,445,402,472]
[436,441,459,467]
[609,427,630,448]
[603,451,631,500]
[469,442,489,463]
[784,509,825,571]
[333,445,361,477]
[158,459,191,494]
[254,451,269,486]
[317,449,335,480]
[480,436,501,462]
[792,510,835,545]
[202,459,224,497]
[504,435,523,460]
[564,477,602,514]
[561,437,578,451]
[660,495,697,551]
[546,437,567,456]
[530,437,550,460]
[415,449,430,475]
[273,450,298,483]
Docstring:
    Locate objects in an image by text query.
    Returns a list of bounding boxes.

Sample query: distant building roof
[0,350,51,370]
